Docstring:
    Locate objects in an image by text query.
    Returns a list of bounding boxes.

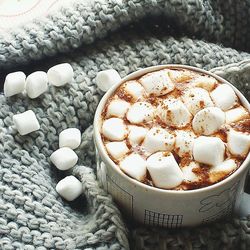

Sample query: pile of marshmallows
[4,63,83,201]
[100,69,250,189]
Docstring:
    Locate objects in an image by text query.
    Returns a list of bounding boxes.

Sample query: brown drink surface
[100,67,250,190]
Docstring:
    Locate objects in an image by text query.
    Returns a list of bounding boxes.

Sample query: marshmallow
[126,102,154,124]
[168,70,193,83]
[146,152,184,189]
[47,63,73,86]
[181,162,200,182]
[50,147,78,170]
[56,176,82,201]
[106,141,129,160]
[107,99,130,118]
[210,84,237,111]
[193,136,225,166]
[128,125,148,146]
[13,110,40,135]
[96,69,121,92]
[225,106,249,124]
[142,127,175,154]
[4,71,26,97]
[59,128,81,149]
[192,107,225,135]
[119,153,147,181]
[227,130,250,157]
[209,159,237,183]
[102,118,127,141]
[123,80,145,101]
[175,130,195,157]
[156,98,192,128]
[139,70,175,96]
[182,87,214,115]
[26,71,48,99]
[192,75,217,91]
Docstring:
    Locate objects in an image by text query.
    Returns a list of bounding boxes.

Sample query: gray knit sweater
[1,0,250,249]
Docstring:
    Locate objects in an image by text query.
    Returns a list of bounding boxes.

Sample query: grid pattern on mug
[106,175,133,218]
[202,203,233,224]
[144,209,183,228]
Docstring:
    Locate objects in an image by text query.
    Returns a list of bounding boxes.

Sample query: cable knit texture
[1,0,250,249]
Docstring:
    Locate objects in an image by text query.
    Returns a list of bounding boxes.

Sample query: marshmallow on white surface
[50,147,78,170]
[13,110,40,135]
[126,102,154,124]
[225,106,249,124]
[147,152,184,189]
[4,71,26,97]
[59,128,81,149]
[128,125,148,146]
[56,176,82,201]
[96,69,121,92]
[25,71,48,98]
[119,153,147,181]
[175,130,195,157]
[193,136,225,166]
[139,70,175,96]
[106,141,129,160]
[142,127,175,154]
[192,107,225,135]
[192,75,217,91]
[47,63,73,86]
[156,98,192,128]
[123,80,145,101]
[102,118,127,141]
[209,159,237,183]
[107,99,130,118]
[181,162,200,182]
[182,87,214,115]
[210,84,237,111]
[227,130,250,157]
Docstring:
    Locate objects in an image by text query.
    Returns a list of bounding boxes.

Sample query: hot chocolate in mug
[93,65,250,227]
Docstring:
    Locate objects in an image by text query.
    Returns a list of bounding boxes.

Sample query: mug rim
[93,64,250,195]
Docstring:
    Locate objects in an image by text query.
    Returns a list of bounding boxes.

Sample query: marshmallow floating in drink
[128,125,148,146]
[175,130,196,157]
[96,69,121,92]
[191,75,217,91]
[102,118,127,141]
[181,161,200,182]
[107,99,130,118]
[225,107,249,124]
[4,71,26,97]
[106,141,129,160]
[13,110,40,135]
[123,80,145,101]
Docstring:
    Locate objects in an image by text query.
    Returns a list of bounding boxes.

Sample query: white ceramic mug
[93,65,250,228]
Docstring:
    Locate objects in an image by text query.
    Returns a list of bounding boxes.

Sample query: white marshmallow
[210,84,237,111]
[123,80,145,101]
[13,110,40,135]
[225,106,249,124]
[209,159,237,183]
[168,70,192,83]
[175,130,195,157]
[4,71,26,97]
[126,102,154,124]
[139,70,175,96]
[181,162,200,182]
[47,63,73,86]
[192,75,217,91]
[142,127,175,154]
[146,152,184,189]
[50,147,78,170]
[193,136,225,166]
[182,87,214,115]
[106,141,129,160]
[128,125,148,146]
[119,153,147,181]
[192,107,225,135]
[26,71,48,99]
[56,176,82,201]
[156,98,192,128]
[227,130,250,157]
[107,99,130,118]
[59,128,81,149]
[96,69,121,92]
[102,118,127,141]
